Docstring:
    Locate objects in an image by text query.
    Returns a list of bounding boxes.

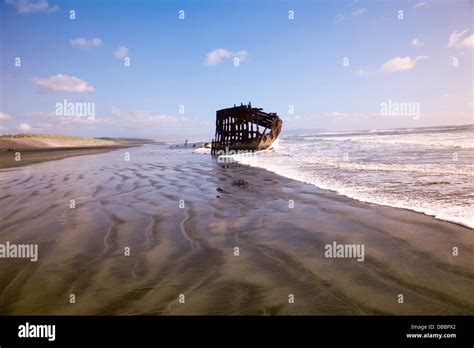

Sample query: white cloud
[117,110,196,129]
[0,112,13,120]
[464,35,474,47]
[31,74,95,92]
[381,56,427,73]
[117,111,211,139]
[204,48,248,66]
[25,111,55,117]
[130,111,178,123]
[113,46,129,59]
[448,29,474,49]
[19,123,32,132]
[381,57,415,73]
[70,37,102,48]
[410,38,424,48]
[26,111,101,126]
[17,109,211,139]
[5,0,59,14]
[413,2,430,9]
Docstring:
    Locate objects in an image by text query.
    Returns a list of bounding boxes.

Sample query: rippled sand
[0,145,473,315]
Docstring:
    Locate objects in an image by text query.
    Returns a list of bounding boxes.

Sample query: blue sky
[1,0,473,140]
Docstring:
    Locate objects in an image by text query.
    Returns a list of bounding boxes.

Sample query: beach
[0,146,139,169]
[0,135,157,169]
[0,144,473,315]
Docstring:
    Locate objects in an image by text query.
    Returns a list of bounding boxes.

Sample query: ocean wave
[307,125,473,137]
[302,156,474,176]
[232,153,474,229]
[225,125,474,229]
[314,136,474,149]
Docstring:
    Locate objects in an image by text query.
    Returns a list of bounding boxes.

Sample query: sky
[0,0,473,140]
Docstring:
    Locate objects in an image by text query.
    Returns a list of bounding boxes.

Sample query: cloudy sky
[0,0,473,140]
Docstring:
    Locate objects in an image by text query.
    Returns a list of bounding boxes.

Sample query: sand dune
[0,134,120,149]
[0,134,157,150]
[0,134,158,169]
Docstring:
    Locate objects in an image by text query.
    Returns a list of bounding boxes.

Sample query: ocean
[232,124,474,229]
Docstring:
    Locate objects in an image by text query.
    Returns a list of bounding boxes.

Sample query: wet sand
[0,146,139,169]
[0,145,473,315]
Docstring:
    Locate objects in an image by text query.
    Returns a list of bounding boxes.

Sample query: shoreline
[2,145,472,231]
[246,166,474,231]
[0,147,473,314]
[228,148,473,231]
[199,146,473,230]
[236,159,474,231]
[0,145,141,169]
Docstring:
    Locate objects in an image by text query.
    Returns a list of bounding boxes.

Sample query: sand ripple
[0,146,473,315]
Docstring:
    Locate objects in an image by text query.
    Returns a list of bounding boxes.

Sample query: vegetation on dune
[0,134,157,143]
[96,137,158,143]
[0,134,95,140]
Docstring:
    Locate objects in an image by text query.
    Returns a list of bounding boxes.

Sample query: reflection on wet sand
[0,145,473,315]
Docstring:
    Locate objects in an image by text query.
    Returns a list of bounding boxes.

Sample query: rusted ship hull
[211,103,282,155]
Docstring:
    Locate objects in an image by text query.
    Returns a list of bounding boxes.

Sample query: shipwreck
[211,103,282,155]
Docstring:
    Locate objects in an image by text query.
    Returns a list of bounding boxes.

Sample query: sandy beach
[0,144,473,315]
[0,146,140,169]
[0,135,157,169]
